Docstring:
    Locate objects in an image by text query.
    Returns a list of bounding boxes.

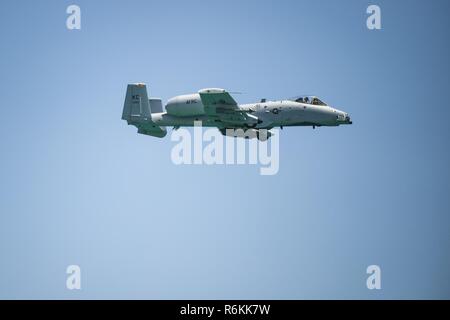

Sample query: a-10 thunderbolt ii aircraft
[122,83,352,140]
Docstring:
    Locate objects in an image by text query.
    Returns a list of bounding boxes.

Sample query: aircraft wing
[198,88,257,125]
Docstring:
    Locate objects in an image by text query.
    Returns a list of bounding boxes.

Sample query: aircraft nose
[345,114,352,124]
[333,108,352,125]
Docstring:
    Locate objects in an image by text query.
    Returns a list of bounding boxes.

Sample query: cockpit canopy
[289,95,328,106]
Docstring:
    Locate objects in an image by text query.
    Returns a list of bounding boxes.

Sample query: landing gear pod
[219,128,274,141]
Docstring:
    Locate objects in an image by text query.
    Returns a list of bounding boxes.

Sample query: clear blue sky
[0,0,449,299]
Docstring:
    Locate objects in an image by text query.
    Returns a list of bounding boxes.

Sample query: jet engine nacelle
[165,93,205,117]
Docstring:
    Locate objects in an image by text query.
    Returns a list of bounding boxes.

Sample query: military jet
[122,83,352,140]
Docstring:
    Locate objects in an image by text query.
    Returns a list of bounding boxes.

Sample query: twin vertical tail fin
[122,83,167,138]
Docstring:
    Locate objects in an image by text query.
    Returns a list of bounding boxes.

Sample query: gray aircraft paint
[122,83,352,139]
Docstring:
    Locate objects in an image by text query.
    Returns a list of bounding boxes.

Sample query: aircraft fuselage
[152,98,352,129]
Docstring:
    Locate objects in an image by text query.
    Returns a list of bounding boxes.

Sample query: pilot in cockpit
[294,96,326,106]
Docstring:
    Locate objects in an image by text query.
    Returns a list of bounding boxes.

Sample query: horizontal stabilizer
[137,125,167,138]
